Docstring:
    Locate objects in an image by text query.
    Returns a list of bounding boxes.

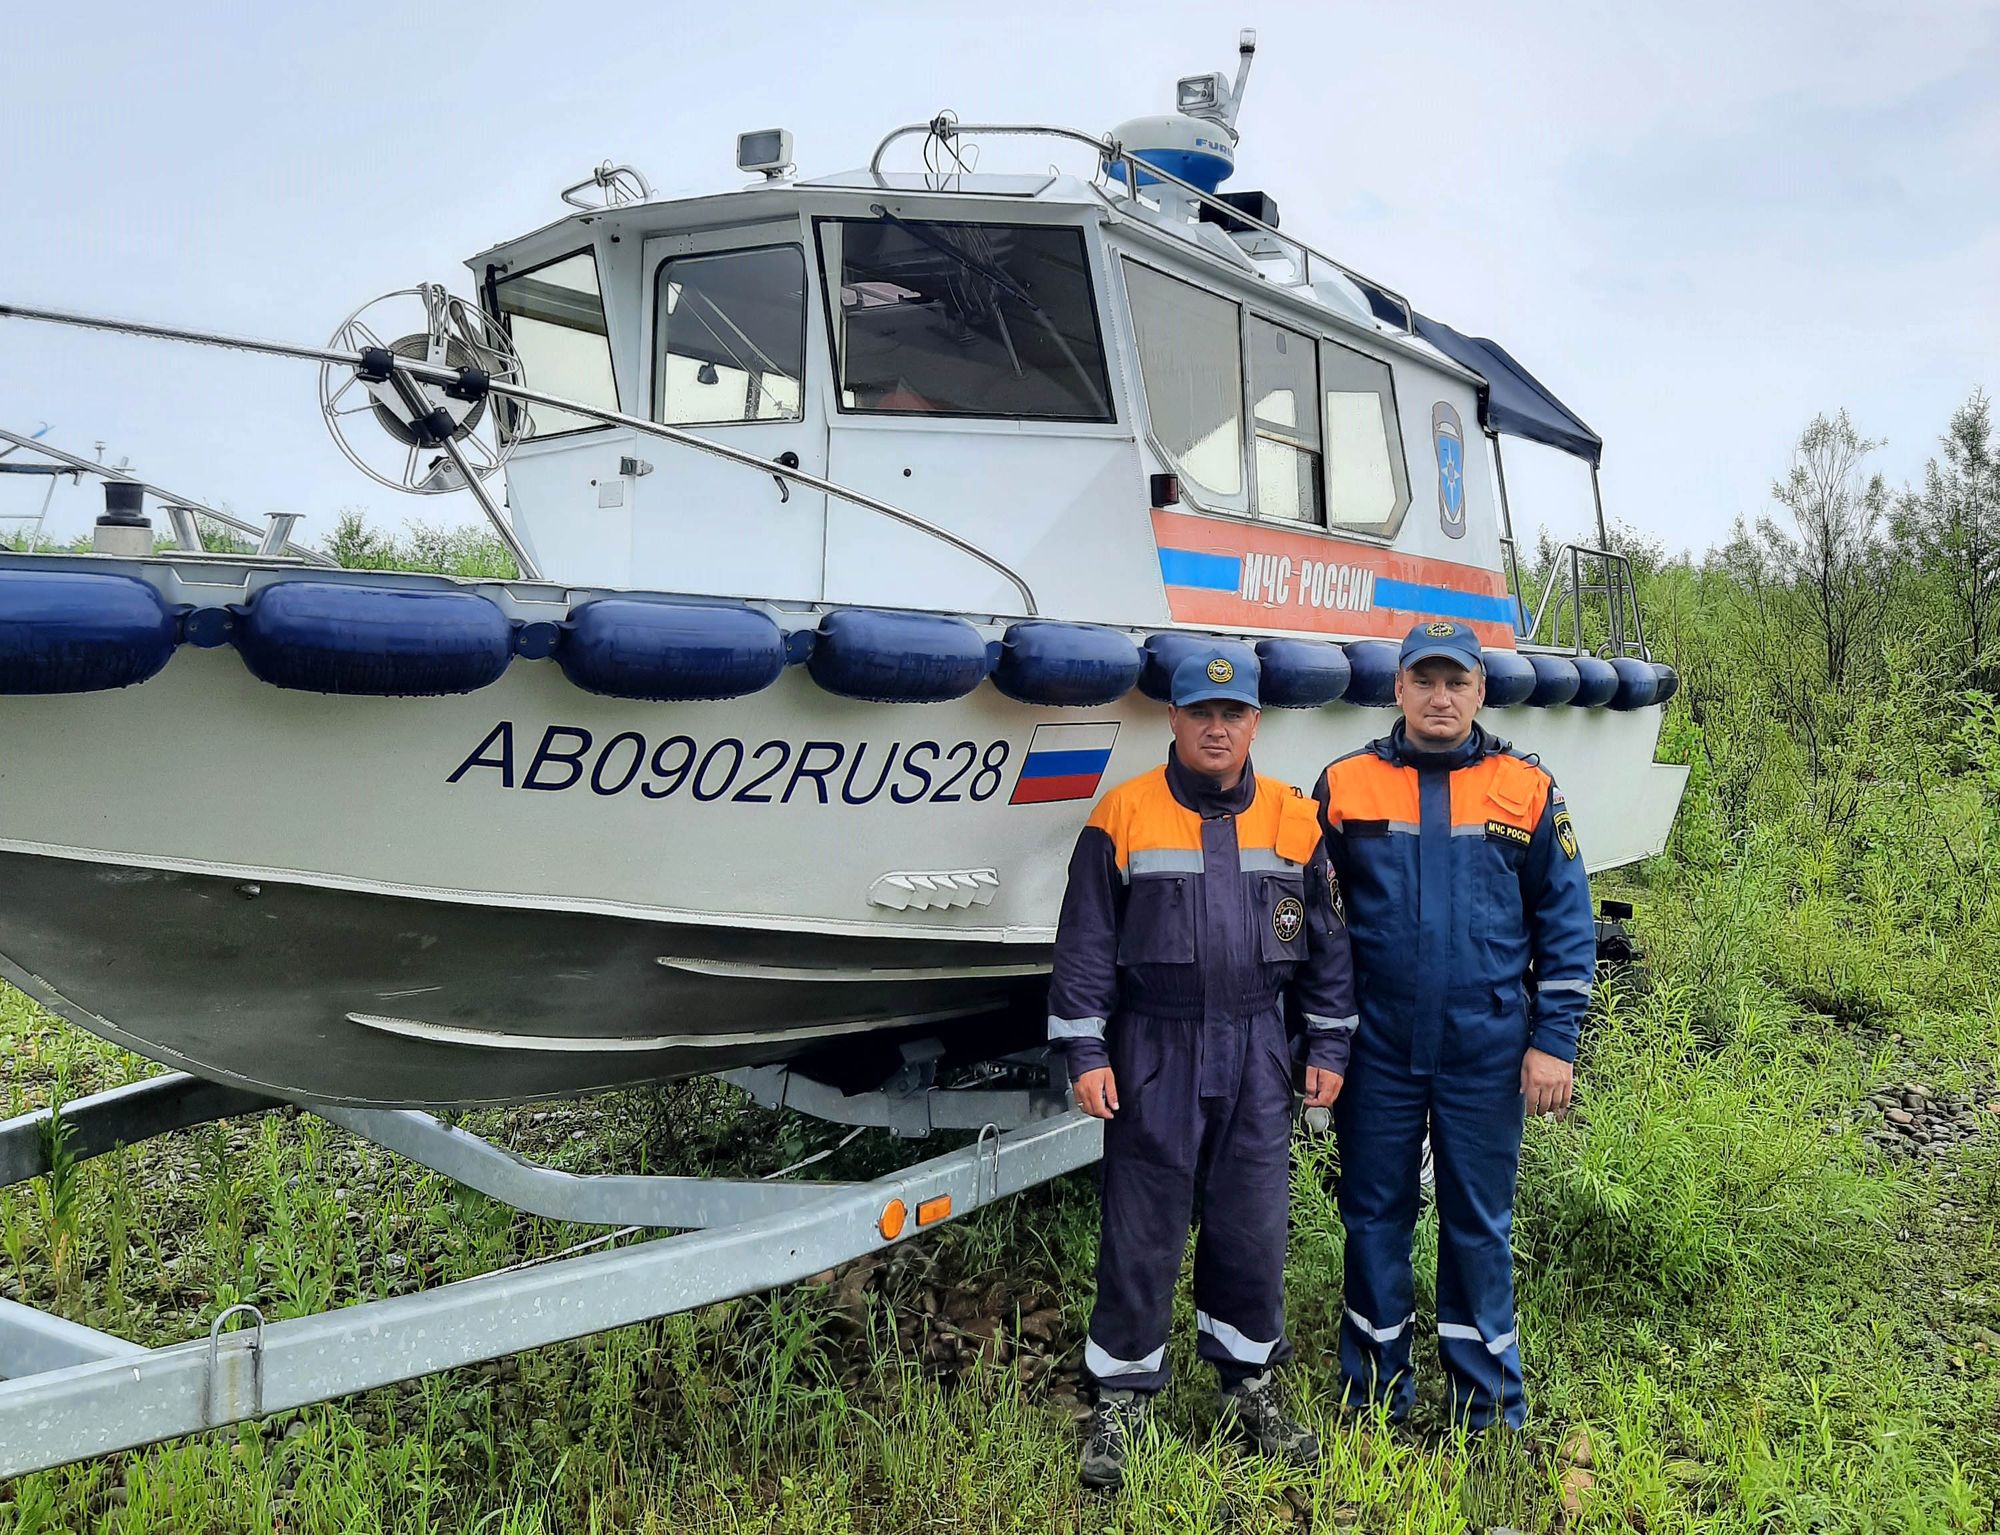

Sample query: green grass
[3,879,1996,1533]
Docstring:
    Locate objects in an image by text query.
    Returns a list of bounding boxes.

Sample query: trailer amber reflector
[916,1194,952,1227]
[878,1199,907,1240]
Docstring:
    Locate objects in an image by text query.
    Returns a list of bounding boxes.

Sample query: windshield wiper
[863,205,1108,418]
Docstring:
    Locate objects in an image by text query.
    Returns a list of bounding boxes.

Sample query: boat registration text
[446,722,1015,806]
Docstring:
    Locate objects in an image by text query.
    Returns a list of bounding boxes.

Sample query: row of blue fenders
[0,569,1678,709]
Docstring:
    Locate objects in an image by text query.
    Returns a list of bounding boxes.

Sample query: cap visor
[1398,644,1481,671]
[1172,685,1262,709]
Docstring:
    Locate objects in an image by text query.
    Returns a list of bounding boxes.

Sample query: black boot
[1080,1389,1150,1490]
[1219,1370,1320,1464]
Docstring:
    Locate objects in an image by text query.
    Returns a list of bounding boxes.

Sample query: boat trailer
[0,1053,1101,1478]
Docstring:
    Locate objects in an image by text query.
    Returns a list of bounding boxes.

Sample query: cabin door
[631,224,827,601]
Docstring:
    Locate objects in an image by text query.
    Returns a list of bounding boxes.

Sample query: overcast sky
[3,0,1994,557]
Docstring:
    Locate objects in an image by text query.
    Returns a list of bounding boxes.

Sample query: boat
[0,35,1688,1108]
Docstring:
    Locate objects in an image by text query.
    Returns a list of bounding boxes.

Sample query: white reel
[319,285,525,494]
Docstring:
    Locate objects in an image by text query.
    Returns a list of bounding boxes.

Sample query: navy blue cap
[1398,619,1484,672]
[1170,650,1261,709]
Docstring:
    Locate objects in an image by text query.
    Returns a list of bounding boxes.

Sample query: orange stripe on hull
[1151,509,1518,648]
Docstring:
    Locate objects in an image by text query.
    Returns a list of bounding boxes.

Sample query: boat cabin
[468,133,1594,651]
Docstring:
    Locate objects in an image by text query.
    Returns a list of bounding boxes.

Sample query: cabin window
[654,246,806,426]
[1123,260,1245,501]
[1320,339,1410,532]
[815,218,1113,421]
[492,249,620,439]
[1247,316,1323,524]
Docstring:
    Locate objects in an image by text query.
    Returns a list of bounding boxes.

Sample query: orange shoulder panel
[1237,776,1319,862]
[1451,753,1551,831]
[1088,766,1202,860]
[1320,753,1418,826]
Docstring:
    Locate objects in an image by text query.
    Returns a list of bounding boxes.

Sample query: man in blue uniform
[1315,620,1595,1430]
[1047,650,1358,1490]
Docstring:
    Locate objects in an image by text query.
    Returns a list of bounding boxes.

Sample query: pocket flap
[1487,778,1535,819]
[1275,795,1322,866]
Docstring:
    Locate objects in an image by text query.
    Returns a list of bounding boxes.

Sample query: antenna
[1224,29,1257,129]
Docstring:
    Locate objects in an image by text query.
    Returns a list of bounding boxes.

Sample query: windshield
[816,217,1113,422]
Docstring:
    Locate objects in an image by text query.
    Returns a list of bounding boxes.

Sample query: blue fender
[234,582,513,696]
[1479,649,1537,708]
[558,598,786,701]
[1342,641,1401,707]
[1254,638,1352,708]
[1524,653,1581,707]
[991,621,1142,706]
[0,570,179,694]
[1570,656,1619,709]
[808,608,991,702]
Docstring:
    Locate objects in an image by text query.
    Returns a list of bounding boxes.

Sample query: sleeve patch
[1554,809,1579,860]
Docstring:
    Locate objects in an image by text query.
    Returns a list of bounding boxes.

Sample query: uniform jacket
[1314,722,1595,1072]
[1046,750,1359,1085]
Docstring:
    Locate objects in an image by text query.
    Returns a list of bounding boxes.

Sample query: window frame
[1120,244,1418,544]
[649,241,809,430]
[489,245,622,443]
[812,215,1118,424]
[1243,311,1326,528]
[1120,255,1250,514]
[1315,334,1413,541]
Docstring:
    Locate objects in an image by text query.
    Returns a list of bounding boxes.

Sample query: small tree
[1894,390,1998,688]
[1761,410,1892,691]
[1716,411,1891,830]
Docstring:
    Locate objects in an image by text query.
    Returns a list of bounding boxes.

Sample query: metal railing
[0,304,1033,611]
[1505,538,1650,659]
[0,426,335,565]
[867,120,1417,333]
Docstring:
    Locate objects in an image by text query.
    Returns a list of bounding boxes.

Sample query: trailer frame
[0,1057,1100,1478]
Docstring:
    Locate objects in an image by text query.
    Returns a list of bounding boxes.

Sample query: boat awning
[1360,287,1603,468]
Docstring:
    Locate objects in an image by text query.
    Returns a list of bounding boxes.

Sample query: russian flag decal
[1010,722,1120,805]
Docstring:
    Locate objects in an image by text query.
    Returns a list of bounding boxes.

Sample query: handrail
[0,302,1037,614]
[866,121,1417,334]
[1506,538,1649,659]
[560,162,653,211]
[0,425,336,566]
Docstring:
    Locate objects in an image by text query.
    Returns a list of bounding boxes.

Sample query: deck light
[1176,74,1225,117]
[736,128,795,180]
[1149,472,1181,508]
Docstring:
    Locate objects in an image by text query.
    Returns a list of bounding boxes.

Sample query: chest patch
[1272,896,1306,944]
[1485,819,1532,846]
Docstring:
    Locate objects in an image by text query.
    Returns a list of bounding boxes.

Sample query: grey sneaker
[1080,1389,1149,1490]
[1220,1371,1321,1464]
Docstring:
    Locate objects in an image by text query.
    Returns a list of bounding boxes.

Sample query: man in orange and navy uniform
[1049,648,1357,1490]
[1316,619,1594,1430]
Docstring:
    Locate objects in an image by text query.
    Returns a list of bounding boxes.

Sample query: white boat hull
[0,633,1684,1106]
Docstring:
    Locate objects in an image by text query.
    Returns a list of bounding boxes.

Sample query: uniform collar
[1166,746,1257,817]
[1377,720,1503,772]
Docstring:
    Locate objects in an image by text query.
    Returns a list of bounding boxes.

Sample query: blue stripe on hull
[1156,548,1243,591]
[1372,578,1516,625]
